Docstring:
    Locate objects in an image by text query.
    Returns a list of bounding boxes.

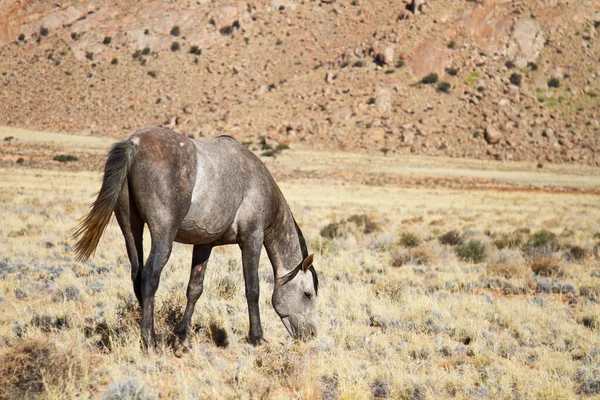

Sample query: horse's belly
[175,212,236,245]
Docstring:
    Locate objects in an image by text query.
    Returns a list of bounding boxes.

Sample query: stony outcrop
[0,0,598,165]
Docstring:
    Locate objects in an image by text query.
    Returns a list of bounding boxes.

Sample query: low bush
[439,230,462,246]
[456,240,486,263]
[421,73,438,84]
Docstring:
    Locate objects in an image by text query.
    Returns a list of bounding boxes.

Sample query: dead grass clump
[439,230,462,246]
[566,244,588,261]
[578,314,599,330]
[455,240,487,263]
[530,256,561,276]
[320,222,344,239]
[373,279,405,301]
[0,337,90,399]
[310,236,338,256]
[493,231,525,250]
[214,274,239,300]
[255,344,304,383]
[399,232,421,248]
[486,263,527,279]
[157,295,184,331]
[391,248,434,267]
[347,214,380,234]
[320,214,380,239]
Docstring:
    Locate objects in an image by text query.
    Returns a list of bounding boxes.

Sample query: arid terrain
[1,127,600,399]
[0,0,599,164]
[1,0,600,398]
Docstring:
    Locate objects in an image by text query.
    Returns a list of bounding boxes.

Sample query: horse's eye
[304,291,313,300]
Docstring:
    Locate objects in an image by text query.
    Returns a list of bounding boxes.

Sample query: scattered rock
[484,125,503,144]
[375,87,392,113]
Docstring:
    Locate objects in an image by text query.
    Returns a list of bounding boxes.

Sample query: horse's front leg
[240,232,266,345]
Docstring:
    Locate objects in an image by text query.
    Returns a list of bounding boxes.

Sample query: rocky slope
[0,0,599,165]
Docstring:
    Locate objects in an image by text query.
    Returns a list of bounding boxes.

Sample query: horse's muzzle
[281,315,317,340]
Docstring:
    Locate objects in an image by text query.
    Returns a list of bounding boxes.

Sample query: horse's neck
[264,207,303,280]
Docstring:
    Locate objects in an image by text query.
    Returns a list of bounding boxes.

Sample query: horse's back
[126,128,281,245]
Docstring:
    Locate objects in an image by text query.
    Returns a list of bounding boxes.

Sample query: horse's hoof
[173,337,190,357]
[248,337,268,346]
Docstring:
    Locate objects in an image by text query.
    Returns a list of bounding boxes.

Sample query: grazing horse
[73,127,318,350]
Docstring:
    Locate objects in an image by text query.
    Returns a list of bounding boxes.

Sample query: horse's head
[272,254,318,340]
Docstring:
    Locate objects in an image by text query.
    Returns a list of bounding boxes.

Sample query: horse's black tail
[73,139,138,261]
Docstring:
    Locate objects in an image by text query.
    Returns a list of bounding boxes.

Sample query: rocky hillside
[1,0,599,165]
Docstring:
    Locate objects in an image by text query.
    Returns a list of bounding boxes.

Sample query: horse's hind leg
[114,182,145,306]
[174,244,212,357]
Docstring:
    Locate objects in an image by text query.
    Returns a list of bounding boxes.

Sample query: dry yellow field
[1,128,600,399]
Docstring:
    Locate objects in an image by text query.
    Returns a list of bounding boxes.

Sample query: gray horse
[73,127,318,351]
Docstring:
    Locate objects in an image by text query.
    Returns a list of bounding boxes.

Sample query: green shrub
[171,42,180,52]
[102,36,111,45]
[447,40,456,49]
[437,81,451,93]
[528,62,538,70]
[399,232,421,248]
[142,47,151,55]
[189,46,201,55]
[523,229,558,255]
[147,71,156,78]
[18,33,25,41]
[396,60,405,68]
[446,67,459,76]
[505,60,515,69]
[421,73,438,84]
[456,240,486,263]
[110,58,118,65]
[219,26,233,35]
[509,73,522,86]
[548,77,560,88]
[53,155,78,163]
[170,26,180,36]
[70,32,79,40]
[353,60,366,68]
[39,27,49,37]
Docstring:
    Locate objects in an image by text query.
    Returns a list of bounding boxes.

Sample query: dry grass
[487,263,528,279]
[1,133,600,398]
[530,256,562,277]
[0,336,95,399]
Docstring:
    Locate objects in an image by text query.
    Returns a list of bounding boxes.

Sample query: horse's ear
[302,254,314,272]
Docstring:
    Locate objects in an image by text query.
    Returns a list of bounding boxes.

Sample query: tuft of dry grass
[487,263,528,279]
[530,256,562,276]
[0,336,93,399]
[438,230,462,246]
